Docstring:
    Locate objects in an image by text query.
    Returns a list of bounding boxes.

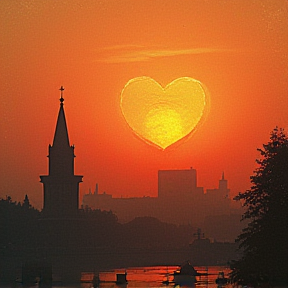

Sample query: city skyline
[82,167,245,241]
[1,1,288,209]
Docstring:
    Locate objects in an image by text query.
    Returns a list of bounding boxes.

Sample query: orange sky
[1,0,288,209]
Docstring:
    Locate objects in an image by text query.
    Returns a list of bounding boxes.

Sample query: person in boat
[173,261,197,285]
[179,261,197,276]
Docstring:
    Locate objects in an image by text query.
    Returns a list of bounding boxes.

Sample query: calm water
[0,266,232,288]
[81,266,232,288]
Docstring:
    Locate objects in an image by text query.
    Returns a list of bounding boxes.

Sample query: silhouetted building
[205,172,230,215]
[156,168,205,224]
[158,168,202,199]
[40,87,82,218]
[206,172,229,198]
[82,168,242,230]
[219,172,229,194]
[83,184,157,222]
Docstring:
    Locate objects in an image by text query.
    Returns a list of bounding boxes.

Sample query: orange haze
[1,0,288,209]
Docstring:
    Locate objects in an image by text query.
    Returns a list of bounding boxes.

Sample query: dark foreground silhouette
[0,196,239,283]
[230,127,288,287]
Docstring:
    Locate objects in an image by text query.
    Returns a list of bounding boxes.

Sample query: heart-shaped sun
[120,76,208,150]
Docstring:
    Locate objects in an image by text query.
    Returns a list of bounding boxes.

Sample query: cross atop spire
[59,86,65,104]
[53,87,69,147]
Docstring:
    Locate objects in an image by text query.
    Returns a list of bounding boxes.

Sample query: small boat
[173,261,197,285]
[116,272,128,285]
[215,271,228,286]
[173,273,196,285]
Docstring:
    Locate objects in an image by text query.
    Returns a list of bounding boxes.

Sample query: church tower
[40,87,83,218]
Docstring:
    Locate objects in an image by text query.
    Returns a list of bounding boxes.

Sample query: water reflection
[81,266,231,288]
[0,266,231,288]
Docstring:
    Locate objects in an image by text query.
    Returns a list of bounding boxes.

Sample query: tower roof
[52,86,70,147]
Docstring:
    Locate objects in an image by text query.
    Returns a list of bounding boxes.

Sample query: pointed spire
[52,86,70,147]
[222,171,225,180]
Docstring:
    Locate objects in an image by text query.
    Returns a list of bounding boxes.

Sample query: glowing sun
[120,76,208,150]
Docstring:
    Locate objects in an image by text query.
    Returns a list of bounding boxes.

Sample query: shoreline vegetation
[229,128,288,287]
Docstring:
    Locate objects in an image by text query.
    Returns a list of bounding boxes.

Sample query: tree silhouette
[230,127,288,286]
[0,196,40,254]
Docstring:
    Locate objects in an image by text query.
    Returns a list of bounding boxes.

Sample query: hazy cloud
[95,45,230,63]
